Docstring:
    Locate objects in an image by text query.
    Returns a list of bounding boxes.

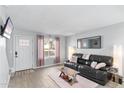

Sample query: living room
[0,1,124,90]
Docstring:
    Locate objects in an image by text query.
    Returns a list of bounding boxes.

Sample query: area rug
[48,69,99,88]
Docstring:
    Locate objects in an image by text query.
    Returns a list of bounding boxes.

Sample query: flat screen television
[0,17,14,39]
[77,36,101,49]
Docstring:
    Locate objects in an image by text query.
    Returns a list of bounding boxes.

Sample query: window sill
[45,56,55,59]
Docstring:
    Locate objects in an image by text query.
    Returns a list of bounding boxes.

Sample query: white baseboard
[6,74,11,88]
[33,63,63,69]
[3,63,63,87]
[0,74,11,88]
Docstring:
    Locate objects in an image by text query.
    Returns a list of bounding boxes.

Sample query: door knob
[15,51,18,57]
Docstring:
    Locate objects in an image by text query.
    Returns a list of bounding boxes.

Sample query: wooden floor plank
[8,66,60,88]
[8,65,124,88]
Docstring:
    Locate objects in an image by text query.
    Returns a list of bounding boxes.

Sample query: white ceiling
[6,5,124,36]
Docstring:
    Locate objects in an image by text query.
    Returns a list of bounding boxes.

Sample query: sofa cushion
[78,65,96,78]
[77,58,86,65]
[78,65,91,74]
[95,70,108,81]
[64,62,78,70]
[89,55,113,66]
[77,58,91,66]
[78,65,108,81]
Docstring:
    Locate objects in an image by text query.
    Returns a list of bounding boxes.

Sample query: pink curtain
[37,35,44,66]
[55,37,60,63]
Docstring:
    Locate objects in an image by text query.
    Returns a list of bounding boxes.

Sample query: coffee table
[59,67,79,85]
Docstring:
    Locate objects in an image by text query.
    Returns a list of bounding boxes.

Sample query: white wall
[67,22,124,77]
[6,28,67,69]
[0,6,10,88]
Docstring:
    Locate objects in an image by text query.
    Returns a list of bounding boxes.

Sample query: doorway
[14,35,33,71]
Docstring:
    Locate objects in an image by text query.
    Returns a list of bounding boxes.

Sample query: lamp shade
[68,46,76,60]
[113,45,123,76]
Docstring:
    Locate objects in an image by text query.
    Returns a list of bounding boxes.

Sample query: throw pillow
[85,54,90,60]
[82,54,90,60]
[82,54,87,59]
[70,56,78,63]
[90,61,97,68]
[95,63,106,69]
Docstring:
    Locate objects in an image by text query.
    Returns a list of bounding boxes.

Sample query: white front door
[14,35,33,71]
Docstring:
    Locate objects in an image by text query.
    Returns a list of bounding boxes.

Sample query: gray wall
[0,6,9,88]
[6,28,67,69]
[67,22,124,77]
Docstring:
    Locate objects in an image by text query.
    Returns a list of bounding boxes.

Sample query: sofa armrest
[98,67,112,80]
[66,60,70,62]
[64,60,70,64]
[100,67,110,71]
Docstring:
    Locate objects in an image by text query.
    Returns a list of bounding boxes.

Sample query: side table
[108,67,123,84]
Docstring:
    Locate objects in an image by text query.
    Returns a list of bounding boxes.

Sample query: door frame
[13,35,34,71]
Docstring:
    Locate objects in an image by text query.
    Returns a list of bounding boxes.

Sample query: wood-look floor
[8,65,124,88]
[8,66,61,88]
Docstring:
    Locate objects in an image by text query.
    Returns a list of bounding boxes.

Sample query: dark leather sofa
[64,53,113,85]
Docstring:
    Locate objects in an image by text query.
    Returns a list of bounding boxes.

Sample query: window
[44,37,56,58]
